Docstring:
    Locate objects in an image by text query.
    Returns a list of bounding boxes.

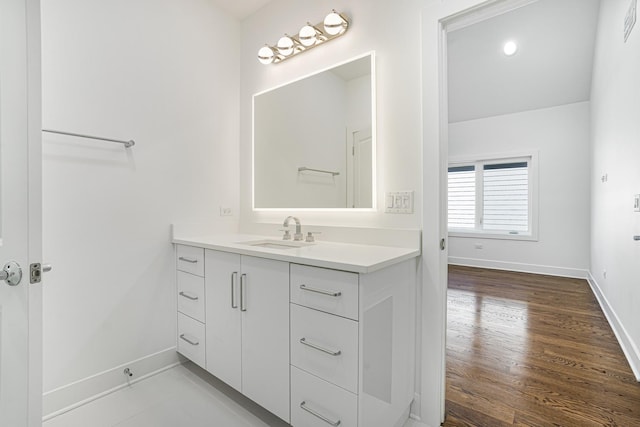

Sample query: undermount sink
[239,239,314,250]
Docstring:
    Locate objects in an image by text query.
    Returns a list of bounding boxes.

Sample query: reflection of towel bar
[298,166,339,177]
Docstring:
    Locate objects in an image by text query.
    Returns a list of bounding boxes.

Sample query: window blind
[448,165,476,229]
[482,162,528,233]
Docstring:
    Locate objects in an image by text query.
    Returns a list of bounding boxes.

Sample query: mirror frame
[252,51,377,212]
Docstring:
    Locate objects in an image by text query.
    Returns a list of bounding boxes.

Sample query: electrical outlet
[219,206,233,216]
[634,194,640,212]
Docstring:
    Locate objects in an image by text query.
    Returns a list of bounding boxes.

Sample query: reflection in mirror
[253,53,374,209]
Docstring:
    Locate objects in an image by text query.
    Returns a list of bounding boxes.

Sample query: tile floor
[43,362,425,427]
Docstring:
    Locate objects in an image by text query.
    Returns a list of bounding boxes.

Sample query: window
[448,155,537,239]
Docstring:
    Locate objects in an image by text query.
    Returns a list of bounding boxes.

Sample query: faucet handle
[278,229,292,240]
[305,231,321,243]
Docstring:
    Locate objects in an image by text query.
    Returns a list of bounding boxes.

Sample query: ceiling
[210,0,272,20]
[447,0,601,123]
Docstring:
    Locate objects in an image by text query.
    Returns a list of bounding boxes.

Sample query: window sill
[448,230,538,242]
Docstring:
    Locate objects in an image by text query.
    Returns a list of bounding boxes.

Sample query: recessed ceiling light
[503,41,518,56]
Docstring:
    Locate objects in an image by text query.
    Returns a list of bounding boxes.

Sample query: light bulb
[277,35,295,56]
[324,10,346,36]
[257,45,275,64]
[503,41,518,56]
[299,24,318,47]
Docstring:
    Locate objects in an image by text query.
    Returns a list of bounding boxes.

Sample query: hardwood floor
[444,265,640,426]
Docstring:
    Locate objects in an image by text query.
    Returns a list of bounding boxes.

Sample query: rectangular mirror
[253,52,375,210]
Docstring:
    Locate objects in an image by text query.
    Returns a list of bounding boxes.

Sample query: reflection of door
[346,127,372,208]
[0,0,42,425]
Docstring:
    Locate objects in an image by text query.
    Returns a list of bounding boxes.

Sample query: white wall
[240,0,425,228]
[240,0,432,422]
[590,0,640,378]
[41,0,240,411]
[448,102,591,277]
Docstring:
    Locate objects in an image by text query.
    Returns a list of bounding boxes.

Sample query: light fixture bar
[257,10,349,65]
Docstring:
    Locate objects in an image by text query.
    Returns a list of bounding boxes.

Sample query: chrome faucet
[283,216,303,241]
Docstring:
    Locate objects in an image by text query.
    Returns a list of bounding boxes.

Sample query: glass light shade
[277,36,295,56]
[299,25,317,47]
[324,11,346,36]
[257,45,275,64]
[503,41,518,56]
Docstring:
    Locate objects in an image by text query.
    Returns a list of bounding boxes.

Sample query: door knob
[0,261,22,286]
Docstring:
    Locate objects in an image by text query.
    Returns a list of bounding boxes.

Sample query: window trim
[448,151,539,241]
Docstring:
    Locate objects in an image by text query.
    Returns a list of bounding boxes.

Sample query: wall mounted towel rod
[298,166,340,176]
[42,129,135,148]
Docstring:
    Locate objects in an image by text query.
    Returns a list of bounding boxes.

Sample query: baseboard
[448,257,589,279]
[42,347,181,420]
[587,273,640,381]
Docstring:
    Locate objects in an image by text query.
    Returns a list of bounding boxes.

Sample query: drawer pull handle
[179,291,198,301]
[231,272,238,309]
[300,284,341,297]
[178,256,198,264]
[299,337,341,356]
[300,401,341,426]
[240,274,247,312]
[179,334,199,346]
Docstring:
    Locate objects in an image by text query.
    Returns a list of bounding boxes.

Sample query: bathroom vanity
[173,234,419,427]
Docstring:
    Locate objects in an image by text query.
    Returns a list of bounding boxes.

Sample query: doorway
[440,0,599,423]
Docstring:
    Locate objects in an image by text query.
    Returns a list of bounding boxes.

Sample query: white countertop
[172,234,421,274]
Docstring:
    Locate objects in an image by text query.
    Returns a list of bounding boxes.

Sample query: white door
[241,256,290,423]
[0,0,43,425]
[205,250,242,391]
[346,127,373,208]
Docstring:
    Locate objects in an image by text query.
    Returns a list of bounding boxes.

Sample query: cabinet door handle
[179,334,199,346]
[299,401,341,426]
[179,291,198,301]
[240,274,247,312]
[231,272,238,309]
[178,256,198,264]
[300,284,341,297]
[299,337,341,356]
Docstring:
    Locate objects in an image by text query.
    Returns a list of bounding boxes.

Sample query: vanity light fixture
[276,35,297,56]
[503,40,518,56]
[257,9,349,64]
[298,23,323,47]
[257,45,276,64]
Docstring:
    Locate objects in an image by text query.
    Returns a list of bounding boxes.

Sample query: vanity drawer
[176,245,204,276]
[177,271,205,323]
[177,312,206,369]
[291,304,358,393]
[290,264,358,320]
[291,366,357,427]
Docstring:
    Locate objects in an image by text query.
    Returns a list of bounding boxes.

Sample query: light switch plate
[385,191,414,214]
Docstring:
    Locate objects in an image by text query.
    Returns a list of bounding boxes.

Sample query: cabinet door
[241,256,290,422]
[205,250,242,391]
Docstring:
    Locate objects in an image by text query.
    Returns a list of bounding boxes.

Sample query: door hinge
[440,238,446,251]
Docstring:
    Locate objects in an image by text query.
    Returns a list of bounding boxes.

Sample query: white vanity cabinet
[204,250,290,423]
[176,246,206,368]
[290,261,416,427]
[174,236,418,427]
